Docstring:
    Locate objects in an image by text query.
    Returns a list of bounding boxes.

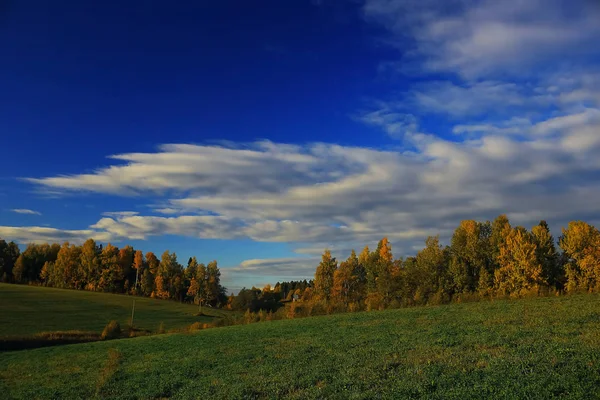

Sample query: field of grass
[2,293,600,399]
[0,283,228,338]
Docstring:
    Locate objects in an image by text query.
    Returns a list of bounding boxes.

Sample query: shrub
[101,320,121,340]
[366,293,384,311]
[287,302,298,319]
[454,292,481,303]
[188,322,204,332]
[429,289,450,305]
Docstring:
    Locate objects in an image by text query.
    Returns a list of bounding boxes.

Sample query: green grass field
[1,290,600,399]
[0,283,227,338]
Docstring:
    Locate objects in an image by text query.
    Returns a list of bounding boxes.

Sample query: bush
[188,322,204,332]
[101,320,121,340]
[429,289,450,305]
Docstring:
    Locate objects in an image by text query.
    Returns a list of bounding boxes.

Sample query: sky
[1,0,600,293]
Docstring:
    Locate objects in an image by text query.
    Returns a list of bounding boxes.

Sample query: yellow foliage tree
[495,227,545,296]
[559,221,600,292]
[153,275,170,299]
[313,250,337,302]
[332,261,353,302]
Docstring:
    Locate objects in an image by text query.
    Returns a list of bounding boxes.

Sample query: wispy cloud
[10,209,41,215]
[0,226,110,244]
[363,0,600,79]
[358,105,419,138]
[101,211,139,218]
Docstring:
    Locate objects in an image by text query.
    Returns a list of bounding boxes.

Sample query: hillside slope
[0,283,228,337]
[2,294,600,399]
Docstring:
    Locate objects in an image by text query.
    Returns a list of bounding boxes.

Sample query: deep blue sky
[0,0,401,173]
[1,0,599,292]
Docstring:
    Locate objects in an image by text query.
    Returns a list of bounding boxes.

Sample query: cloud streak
[10,209,42,215]
[0,226,110,244]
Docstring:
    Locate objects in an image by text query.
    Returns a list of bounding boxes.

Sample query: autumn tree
[531,221,560,288]
[559,221,600,292]
[375,238,400,304]
[489,215,511,268]
[332,249,366,304]
[118,245,135,292]
[12,254,26,284]
[206,260,225,306]
[146,252,160,275]
[332,259,353,303]
[313,250,338,302]
[153,275,170,299]
[80,239,101,291]
[449,220,490,294]
[414,236,449,304]
[156,250,184,299]
[131,250,145,294]
[360,245,378,295]
[187,277,202,311]
[495,227,546,296]
[98,243,122,292]
[53,242,83,289]
[140,267,155,296]
[185,257,199,281]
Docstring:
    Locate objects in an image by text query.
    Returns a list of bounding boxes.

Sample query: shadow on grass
[193,312,218,318]
[0,327,152,352]
[0,331,101,352]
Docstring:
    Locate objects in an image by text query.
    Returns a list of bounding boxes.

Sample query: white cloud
[363,0,600,79]
[16,104,600,255]
[0,226,110,245]
[90,215,244,241]
[10,209,41,215]
[532,109,600,136]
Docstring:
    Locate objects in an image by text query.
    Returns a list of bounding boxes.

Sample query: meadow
[1,289,600,399]
[0,283,227,338]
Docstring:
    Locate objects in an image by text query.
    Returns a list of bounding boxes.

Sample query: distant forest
[0,240,228,307]
[1,215,600,315]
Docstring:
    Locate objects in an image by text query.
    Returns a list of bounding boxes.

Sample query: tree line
[0,239,227,306]
[2,215,599,316]
[295,216,600,313]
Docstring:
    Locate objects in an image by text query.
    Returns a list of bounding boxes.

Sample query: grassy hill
[2,292,600,399]
[0,283,228,338]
